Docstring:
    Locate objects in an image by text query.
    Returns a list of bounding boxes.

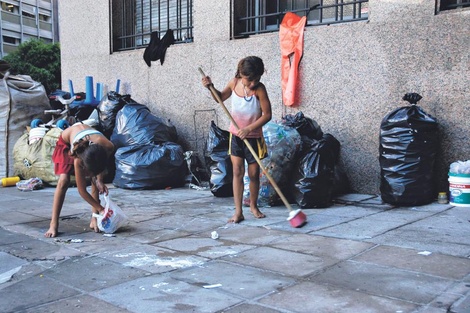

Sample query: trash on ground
[449,160,470,174]
[211,231,219,240]
[418,251,432,256]
[16,177,43,191]
[53,238,84,243]
[203,283,222,289]
[0,266,22,284]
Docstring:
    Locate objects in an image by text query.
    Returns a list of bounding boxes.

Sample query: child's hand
[237,128,251,140]
[202,76,213,88]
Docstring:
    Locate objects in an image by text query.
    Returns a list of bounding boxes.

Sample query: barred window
[436,0,470,12]
[111,0,193,52]
[232,0,369,38]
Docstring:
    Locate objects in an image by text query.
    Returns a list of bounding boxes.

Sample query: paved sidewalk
[0,184,469,313]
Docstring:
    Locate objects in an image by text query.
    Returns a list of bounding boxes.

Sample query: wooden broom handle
[198,67,294,212]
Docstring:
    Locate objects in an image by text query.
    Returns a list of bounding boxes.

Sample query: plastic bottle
[1,176,20,187]
[437,192,448,204]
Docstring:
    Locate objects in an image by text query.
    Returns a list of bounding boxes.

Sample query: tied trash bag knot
[93,194,128,233]
[402,92,422,105]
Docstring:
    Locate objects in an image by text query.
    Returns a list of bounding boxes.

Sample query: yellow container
[1,176,20,187]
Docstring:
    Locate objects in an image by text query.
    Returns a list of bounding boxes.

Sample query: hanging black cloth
[143,29,175,67]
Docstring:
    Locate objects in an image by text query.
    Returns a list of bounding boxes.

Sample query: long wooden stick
[198,67,294,212]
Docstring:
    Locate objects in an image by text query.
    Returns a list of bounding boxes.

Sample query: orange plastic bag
[279,12,306,107]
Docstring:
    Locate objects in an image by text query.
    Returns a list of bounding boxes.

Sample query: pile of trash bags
[206,112,350,208]
[111,99,187,189]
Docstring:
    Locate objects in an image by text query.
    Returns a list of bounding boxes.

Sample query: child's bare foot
[45,226,58,238]
[90,217,100,233]
[228,214,245,223]
[250,207,266,219]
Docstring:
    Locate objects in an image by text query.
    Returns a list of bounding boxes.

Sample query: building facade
[58,0,469,195]
[0,0,58,58]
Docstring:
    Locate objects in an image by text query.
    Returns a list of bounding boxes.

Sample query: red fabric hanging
[279,12,306,107]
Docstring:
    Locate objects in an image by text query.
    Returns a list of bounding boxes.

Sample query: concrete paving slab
[49,231,132,255]
[312,216,410,240]
[1,185,469,312]
[258,281,418,313]
[0,252,28,283]
[2,236,84,261]
[313,261,454,304]
[369,228,470,258]
[133,213,225,234]
[225,246,326,277]
[0,275,80,312]
[99,244,208,274]
[6,218,88,239]
[268,233,374,260]
[123,227,192,244]
[356,195,394,207]
[155,235,256,259]
[264,214,346,234]
[313,204,387,218]
[0,211,47,227]
[0,227,36,245]
[93,275,242,313]
[0,261,47,291]
[368,213,470,258]
[170,260,296,299]
[352,245,470,279]
[23,294,132,313]
[292,211,358,231]
[216,224,293,245]
[370,206,450,223]
[451,292,470,313]
[394,201,456,213]
[222,303,282,313]
[334,193,377,203]
[43,255,149,292]
[431,282,470,312]
[110,187,213,205]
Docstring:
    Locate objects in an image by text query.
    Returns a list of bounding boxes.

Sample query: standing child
[202,56,272,223]
[45,123,115,237]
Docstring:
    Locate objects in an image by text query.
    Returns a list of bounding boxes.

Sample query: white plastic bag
[93,194,128,233]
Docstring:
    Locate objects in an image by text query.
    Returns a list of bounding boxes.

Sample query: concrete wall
[58,0,470,195]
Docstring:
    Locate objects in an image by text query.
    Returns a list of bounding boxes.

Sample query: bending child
[45,123,114,237]
[202,56,272,223]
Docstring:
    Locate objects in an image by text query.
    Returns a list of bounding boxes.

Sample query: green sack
[13,128,75,186]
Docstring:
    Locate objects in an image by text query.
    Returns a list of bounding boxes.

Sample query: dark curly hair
[235,56,265,81]
[70,139,108,176]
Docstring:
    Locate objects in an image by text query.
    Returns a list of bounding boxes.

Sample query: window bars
[111,0,193,52]
[232,0,369,38]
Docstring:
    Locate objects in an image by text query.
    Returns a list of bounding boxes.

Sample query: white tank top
[228,90,262,138]
[70,129,103,153]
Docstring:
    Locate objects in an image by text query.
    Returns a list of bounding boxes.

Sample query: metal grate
[111,0,193,52]
[232,0,369,38]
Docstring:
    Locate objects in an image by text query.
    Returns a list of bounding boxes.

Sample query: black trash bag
[111,102,178,149]
[205,121,233,197]
[332,162,351,196]
[113,142,187,190]
[97,92,131,139]
[379,93,439,206]
[291,134,340,208]
[282,111,323,141]
[183,150,210,185]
